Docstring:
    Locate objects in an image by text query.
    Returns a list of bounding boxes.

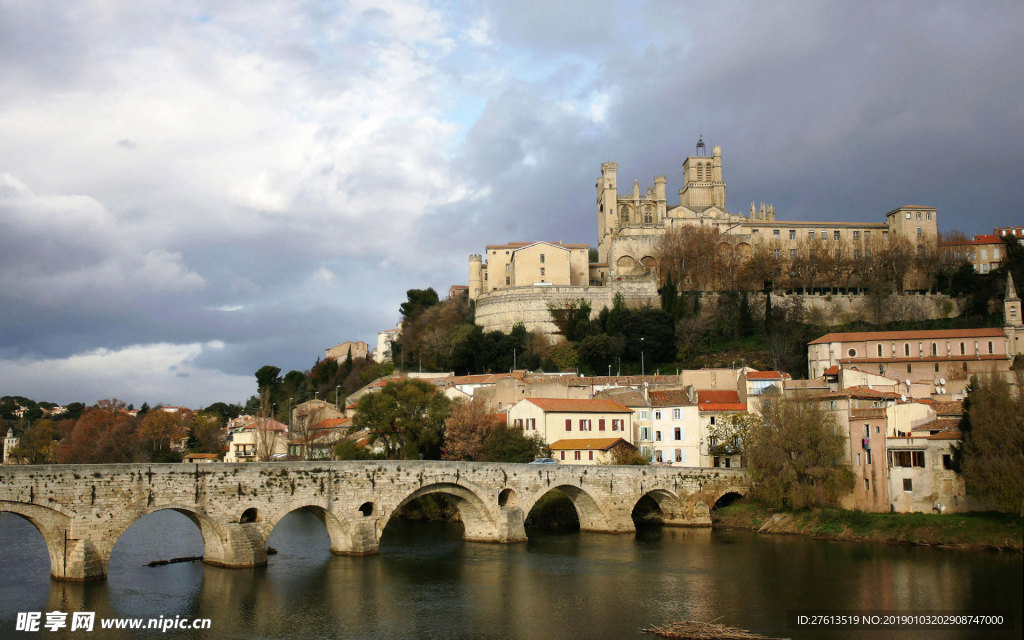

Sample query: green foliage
[746,395,855,509]
[255,366,282,393]
[608,444,651,465]
[955,375,1024,515]
[478,427,544,463]
[353,378,451,459]
[333,440,383,460]
[399,287,441,322]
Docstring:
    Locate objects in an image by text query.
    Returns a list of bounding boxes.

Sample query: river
[1,510,1020,639]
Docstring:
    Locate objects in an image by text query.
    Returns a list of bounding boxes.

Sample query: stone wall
[475,282,960,337]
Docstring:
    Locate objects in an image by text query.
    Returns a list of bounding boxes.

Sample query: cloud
[0,341,252,407]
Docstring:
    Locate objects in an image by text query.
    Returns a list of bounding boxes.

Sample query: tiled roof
[524,398,632,414]
[648,390,694,407]
[311,418,350,430]
[697,390,740,403]
[824,365,840,375]
[593,388,649,407]
[745,371,790,380]
[818,386,902,400]
[548,438,628,451]
[185,453,219,459]
[927,430,962,440]
[838,354,1009,364]
[810,328,1005,344]
[941,234,1001,246]
[932,401,964,416]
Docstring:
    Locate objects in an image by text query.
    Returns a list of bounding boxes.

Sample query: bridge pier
[202,522,268,569]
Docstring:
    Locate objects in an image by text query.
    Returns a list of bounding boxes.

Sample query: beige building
[808,327,1015,397]
[596,141,938,282]
[469,241,591,301]
[548,437,635,465]
[506,398,633,449]
[224,417,289,462]
[325,341,369,362]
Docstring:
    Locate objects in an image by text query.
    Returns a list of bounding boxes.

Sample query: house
[289,417,351,460]
[694,390,748,468]
[325,341,369,362]
[224,417,289,462]
[548,437,636,465]
[506,398,633,447]
[645,389,700,466]
[182,452,220,463]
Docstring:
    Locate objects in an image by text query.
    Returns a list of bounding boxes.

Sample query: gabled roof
[548,438,629,451]
[311,418,350,431]
[810,328,1004,344]
[696,390,745,412]
[522,398,632,414]
[593,388,649,407]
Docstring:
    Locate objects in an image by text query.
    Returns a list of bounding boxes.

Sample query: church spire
[1006,271,1020,302]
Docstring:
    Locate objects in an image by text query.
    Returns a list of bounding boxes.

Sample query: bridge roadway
[0,460,749,581]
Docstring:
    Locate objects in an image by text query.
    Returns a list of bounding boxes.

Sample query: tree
[137,410,189,461]
[954,376,1024,515]
[442,399,501,461]
[9,418,60,464]
[353,378,451,459]
[745,395,854,509]
[191,413,227,455]
[399,287,441,322]
[58,399,142,464]
[706,412,760,463]
[479,426,544,462]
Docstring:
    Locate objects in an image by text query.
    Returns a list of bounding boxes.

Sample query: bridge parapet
[0,461,749,581]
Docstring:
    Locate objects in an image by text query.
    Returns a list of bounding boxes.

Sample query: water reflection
[1,511,1021,639]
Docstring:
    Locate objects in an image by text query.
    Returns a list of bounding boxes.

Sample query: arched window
[904,344,910,356]
[620,205,629,222]
[931,343,937,356]
[644,205,653,224]
[696,164,703,181]
[877,345,882,357]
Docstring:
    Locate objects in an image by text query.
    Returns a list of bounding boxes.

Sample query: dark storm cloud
[1,0,1021,406]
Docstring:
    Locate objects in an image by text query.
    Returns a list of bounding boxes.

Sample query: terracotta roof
[185,453,220,459]
[941,234,1001,246]
[823,386,902,400]
[548,438,629,451]
[745,371,790,380]
[932,401,964,416]
[838,354,1009,364]
[243,418,288,432]
[810,328,1005,344]
[697,390,740,403]
[648,390,694,407]
[824,365,840,376]
[524,398,632,413]
[311,418,350,431]
[927,430,962,440]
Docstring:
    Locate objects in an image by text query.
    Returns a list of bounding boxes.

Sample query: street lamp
[640,337,646,379]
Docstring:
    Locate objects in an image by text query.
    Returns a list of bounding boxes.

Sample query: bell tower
[1005,271,1023,358]
[680,137,726,210]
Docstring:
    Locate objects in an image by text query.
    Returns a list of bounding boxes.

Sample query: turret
[469,254,483,301]
[1005,271,1021,328]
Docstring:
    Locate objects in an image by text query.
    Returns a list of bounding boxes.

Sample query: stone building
[325,340,369,362]
[469,140,941,335]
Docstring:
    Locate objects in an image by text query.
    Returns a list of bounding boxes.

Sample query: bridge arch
[711,488,747,511]
[106,504,235,572]
[0,501,72,580]
[523,485,619,533]
[631,488,685,526]
[262,501,359,556]
[383,482,498,543]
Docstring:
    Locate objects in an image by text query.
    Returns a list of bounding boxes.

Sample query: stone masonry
[0,461,748,581]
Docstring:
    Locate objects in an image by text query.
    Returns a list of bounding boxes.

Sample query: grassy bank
[713,502,1023,552]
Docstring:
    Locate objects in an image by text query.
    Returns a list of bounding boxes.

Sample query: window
[903,478,913,492]
[960,342,965,355]
[640,427,650,440]
[505,277,510,285]
[848,348,857,357]
[565,419,572,432]
[935,363,939,372]
[916,212,922,220]
[931,343,937,356]
[942,454,952,470]
[579,419,591,431]
[514,418,523,427]
[856,453,862,465]
[905,344,911,356]
[540,253,545,263]
[639,410,650,420]
[883,230,889,239]
[877,344,883,357]
[926,212,932,220]
[588,451,594,461]
[528,418,536,430]
[809,230,815,240]
[674,427,681,440]
[907,364,912,373]
[655,450,664,462]
[773,229,780,237]
[864,230,871,241]
[672,408,681,419]
[709,416,716,425]
[864,425,870,438]
[864,478,870,491]
[866,449,872,464]
[853,230,860,241]
[654,410,662,420]
[612,419,623,431]
[574,451,581,460]
[988,341,994,354]
[774,249,781,258]
[540,268,545,276]
[790,249,797,259]
[752,229,759,234]
[834,230,841,241]
[854,249,861,260]
[599,418,606,431]
[789,230,796,240]
[655,431,662,442]
[906,212,912,220]
[917,227,923,238]
[890,450,925,467]
[560,451,566,460]
[675,449,683,462]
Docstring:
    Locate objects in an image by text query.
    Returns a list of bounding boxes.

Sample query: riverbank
[712,502,1023,552]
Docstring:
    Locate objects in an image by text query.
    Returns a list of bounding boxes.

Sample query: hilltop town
[4,144,1023,519]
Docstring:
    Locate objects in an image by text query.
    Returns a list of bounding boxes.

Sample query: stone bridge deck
[0,461,749,581]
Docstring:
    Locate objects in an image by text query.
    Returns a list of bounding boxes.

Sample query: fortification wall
[475,283,960,337]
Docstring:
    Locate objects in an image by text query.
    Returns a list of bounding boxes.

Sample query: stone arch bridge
[0,461,749,581]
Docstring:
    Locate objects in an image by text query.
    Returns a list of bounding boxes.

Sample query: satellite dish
[933,379,939,386]
[907,379,912,387]
[940,386,946,394]
[939,377,946,385]
[900,394,907,402]
[643,381,649,388]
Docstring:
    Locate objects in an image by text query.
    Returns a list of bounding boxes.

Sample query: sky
[1,0,1022,408]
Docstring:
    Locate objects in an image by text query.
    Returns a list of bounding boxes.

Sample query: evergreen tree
[739,291,754,337]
